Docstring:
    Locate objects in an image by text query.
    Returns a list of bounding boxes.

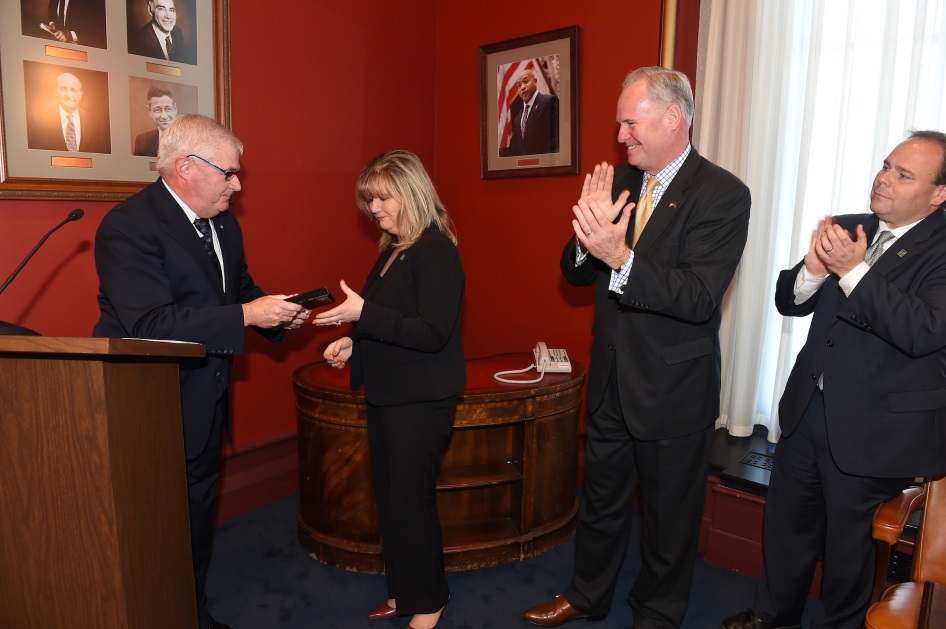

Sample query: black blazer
[46,0,107,48]
[561,149,751,440]
[130,23,195,64]
[349,227,465,406]
[507,92,559,156]
[92,179,283,457]
[133,128,160,157]
[26,106,111,154]
[775,211,946,478]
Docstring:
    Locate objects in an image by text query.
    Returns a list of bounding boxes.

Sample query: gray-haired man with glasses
[93,114,308,629]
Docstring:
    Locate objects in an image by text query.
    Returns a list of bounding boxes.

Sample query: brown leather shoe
[523,595,606,626]
[720,609,801,629]
[367,600,396,619]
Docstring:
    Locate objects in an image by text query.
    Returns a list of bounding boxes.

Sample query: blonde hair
[355,150,457,250]
[156,114,243,175]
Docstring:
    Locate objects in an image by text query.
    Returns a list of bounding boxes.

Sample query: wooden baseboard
[216,432,299,523]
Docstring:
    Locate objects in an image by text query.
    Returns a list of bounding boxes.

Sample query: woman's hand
[323,336,353,368]
[313,280,364,327]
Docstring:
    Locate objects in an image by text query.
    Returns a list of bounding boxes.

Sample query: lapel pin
[668,202,677,208]
[897,249,907,257]
[399,253,406,261]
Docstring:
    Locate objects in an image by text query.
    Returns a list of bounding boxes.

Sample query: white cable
[493,362,546,384]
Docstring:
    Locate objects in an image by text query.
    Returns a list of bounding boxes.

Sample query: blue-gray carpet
[206,494,807,628]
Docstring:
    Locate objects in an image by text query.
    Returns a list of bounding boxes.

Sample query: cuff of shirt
[793,265,829,303]
[609,251,634,294]
[576,240,588,265]
[838,262,870,296]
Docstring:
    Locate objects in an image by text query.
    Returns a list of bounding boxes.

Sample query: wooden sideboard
[292,353,585,573]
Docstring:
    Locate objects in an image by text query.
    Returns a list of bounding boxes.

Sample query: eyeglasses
[187,154,239,181]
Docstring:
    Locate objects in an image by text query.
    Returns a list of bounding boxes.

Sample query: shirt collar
[647,143,691,189]
[161,178,200,225]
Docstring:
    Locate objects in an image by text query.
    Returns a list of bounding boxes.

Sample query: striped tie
[865,230,894,266]
[65,114,78,152]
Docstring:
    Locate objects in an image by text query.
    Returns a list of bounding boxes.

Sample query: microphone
[0,208,84,335]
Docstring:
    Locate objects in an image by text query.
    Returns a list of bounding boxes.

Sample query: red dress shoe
[367,600,396,619]
[523,595,606,627]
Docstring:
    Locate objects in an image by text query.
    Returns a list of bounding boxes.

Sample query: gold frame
[0,0,230,200]
[479,26,579,180]
[660,0,679,70]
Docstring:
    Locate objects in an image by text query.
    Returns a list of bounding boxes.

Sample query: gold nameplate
[51,156,93,168]
[45,46,88,62]
[145,62,182,77]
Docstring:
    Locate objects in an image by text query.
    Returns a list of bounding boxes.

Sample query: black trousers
[186,396,227,629]
[753,389,910,629]
[366,397,455,615]
[564,364,714,629]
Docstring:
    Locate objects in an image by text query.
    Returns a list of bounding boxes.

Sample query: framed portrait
[0,0,231,200]
[479,26,579,180]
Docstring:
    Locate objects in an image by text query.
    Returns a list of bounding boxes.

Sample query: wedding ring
[585,231,593,236]
[825,247,834,252]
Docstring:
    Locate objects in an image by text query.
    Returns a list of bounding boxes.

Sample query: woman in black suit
[316,150,464,629]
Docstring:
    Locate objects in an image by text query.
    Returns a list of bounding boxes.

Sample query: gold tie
[632,176,660,247]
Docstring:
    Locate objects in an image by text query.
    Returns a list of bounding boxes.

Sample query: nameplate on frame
[516,158,542,168]
[51,156,93,168]
[45,46,88,62]
[145,63,182,77]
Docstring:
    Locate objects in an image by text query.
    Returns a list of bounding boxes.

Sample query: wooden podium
[0,337,202,628]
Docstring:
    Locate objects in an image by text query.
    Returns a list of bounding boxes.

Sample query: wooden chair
[865,474,946,628]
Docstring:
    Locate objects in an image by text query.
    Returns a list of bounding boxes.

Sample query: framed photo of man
[0,0,230,200]
[127,76,198,159]
[479,26,579,180]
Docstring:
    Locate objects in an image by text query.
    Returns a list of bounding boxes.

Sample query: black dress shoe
[720,609,800,629]
[523,595,606,627]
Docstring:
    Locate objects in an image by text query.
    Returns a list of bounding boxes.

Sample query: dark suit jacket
[130,23,195,64]
[26,105,111,154]
[561,149,751,440]
[92,179,283,458]
[775,211,946,478]
[348,227,465,406]
[506,92,560,156]
[46,0,107,48]
[133,128,160,157]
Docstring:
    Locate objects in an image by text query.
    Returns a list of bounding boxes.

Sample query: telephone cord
[492,362,547,384]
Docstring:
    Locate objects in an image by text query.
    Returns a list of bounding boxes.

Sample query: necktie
[165,35,174,59]
[193,218,222,281]
[865,230,894,266]
[632,176,660,247]
[520,104,530,137]
[65,114,78,152]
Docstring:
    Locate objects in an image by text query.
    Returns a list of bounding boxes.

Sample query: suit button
[608,344,615,351]
[811,373,818,380]
[827,340,835,347]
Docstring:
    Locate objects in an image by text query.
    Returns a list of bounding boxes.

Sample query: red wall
[432,0,662,372]
[1,0,689,451]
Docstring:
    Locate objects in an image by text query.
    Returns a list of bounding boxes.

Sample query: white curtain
[694,0,946,441]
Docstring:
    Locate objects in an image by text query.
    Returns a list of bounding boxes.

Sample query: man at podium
[92,114,309,629]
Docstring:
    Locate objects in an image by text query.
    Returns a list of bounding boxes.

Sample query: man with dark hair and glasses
[93,114,309,629]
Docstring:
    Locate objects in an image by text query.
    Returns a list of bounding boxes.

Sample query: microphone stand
[0,209,84,336]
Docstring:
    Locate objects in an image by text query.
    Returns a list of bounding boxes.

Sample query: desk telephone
[493,342,571,384]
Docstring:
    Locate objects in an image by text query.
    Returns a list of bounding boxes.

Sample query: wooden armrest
[873,485,927,545]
